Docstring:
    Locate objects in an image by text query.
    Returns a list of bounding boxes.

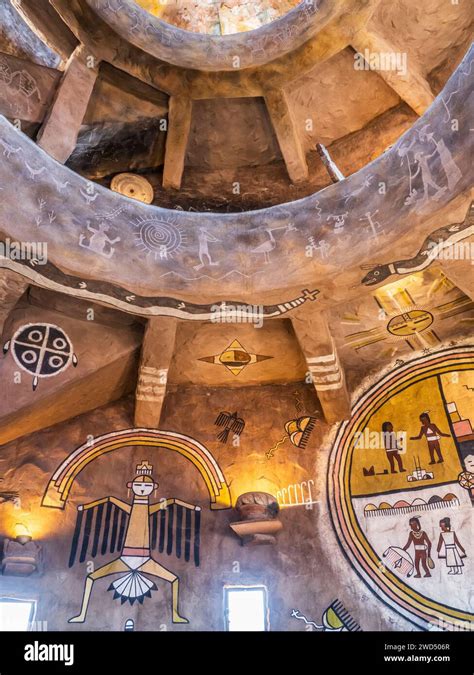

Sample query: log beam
[292,311,351,424]
[134,317,178,428]
[12,0,78,65]
[36,44,99,163]
[351,28,435,116]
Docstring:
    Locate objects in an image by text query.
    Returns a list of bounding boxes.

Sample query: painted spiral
[133,216,186,258]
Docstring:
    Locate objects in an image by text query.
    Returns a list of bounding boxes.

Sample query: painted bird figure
[214,411,245,444]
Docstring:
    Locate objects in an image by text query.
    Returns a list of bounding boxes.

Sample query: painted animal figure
[251,224,296,264]
[214,411,245,444]
[0,137,22,158]
[361,201,474,286]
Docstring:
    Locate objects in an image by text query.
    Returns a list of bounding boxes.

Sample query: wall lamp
[2,524,43,576]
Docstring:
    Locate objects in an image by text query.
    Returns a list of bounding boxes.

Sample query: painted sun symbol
[132,215,187,261]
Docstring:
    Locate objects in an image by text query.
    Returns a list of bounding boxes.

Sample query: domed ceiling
[135,0,300,34]
[0,0,472,417]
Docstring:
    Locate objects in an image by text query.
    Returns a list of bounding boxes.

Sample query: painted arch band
[43,429,232,510]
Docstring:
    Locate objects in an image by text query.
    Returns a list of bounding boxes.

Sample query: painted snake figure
[361,201,474,286]
[0,234,319,319]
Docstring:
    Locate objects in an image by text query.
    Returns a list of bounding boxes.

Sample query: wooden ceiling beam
[351,28,435,116]
[0,350,139,447]
[292,310,351,424]
[0,271,28,338]
[0,305,142,446]
[438,259,474,302]
[36,44,99,163]
[135,317,178,428]
[12,0,78,67]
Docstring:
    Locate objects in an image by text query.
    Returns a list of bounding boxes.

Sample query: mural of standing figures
[68,461,201,624]
[437,518,466,575]
[403,517,433,578]
[382,421,406,474]
[410,413,450,464]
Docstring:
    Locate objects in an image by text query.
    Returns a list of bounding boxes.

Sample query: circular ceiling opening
[135,0,300,35]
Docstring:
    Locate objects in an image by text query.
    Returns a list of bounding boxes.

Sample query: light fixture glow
[14,523,32,545]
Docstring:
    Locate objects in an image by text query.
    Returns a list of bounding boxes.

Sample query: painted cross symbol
[302,289,320,302]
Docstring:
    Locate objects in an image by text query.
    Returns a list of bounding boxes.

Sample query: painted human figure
[194,227,220,270]
[437,517,466,575]
[79,221,121,259]
[410,412,450,464]
[381,421,406,474]
[411,150,447,203]
[403,517,433,578]
[458,454,474,501]
[69,461,200,624]
[418,127,462,191]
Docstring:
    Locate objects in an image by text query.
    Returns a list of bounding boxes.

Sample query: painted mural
[3,323,78,390]
[42,428,231,510]
[214,411,245,444]
[266,416,317,459]
[328,345,474,631]
[199,339,272,376]
[68,460,199,624]
[361,200,474,286]
[338,269,474,363]
[40,429,232,625]
[290,600,362,632]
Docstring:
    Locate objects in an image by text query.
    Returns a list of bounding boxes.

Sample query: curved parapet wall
[0,46,472,313]
[85,0,341,71]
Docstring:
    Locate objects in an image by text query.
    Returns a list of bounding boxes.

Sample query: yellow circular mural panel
[329,346,474,631]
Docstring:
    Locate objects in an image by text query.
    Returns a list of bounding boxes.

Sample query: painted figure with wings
[68,461,201,624]
[214,411,245,444]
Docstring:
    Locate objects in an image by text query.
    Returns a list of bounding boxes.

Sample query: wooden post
[162,96,193,190]
[351,28,434,116]
[264,88,309,184]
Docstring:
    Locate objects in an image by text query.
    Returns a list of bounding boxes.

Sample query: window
[224,586,268,631]
[0,599,35,631]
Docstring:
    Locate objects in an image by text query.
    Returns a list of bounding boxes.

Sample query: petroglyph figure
[79,221,121,259]
[194,228,220,270]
